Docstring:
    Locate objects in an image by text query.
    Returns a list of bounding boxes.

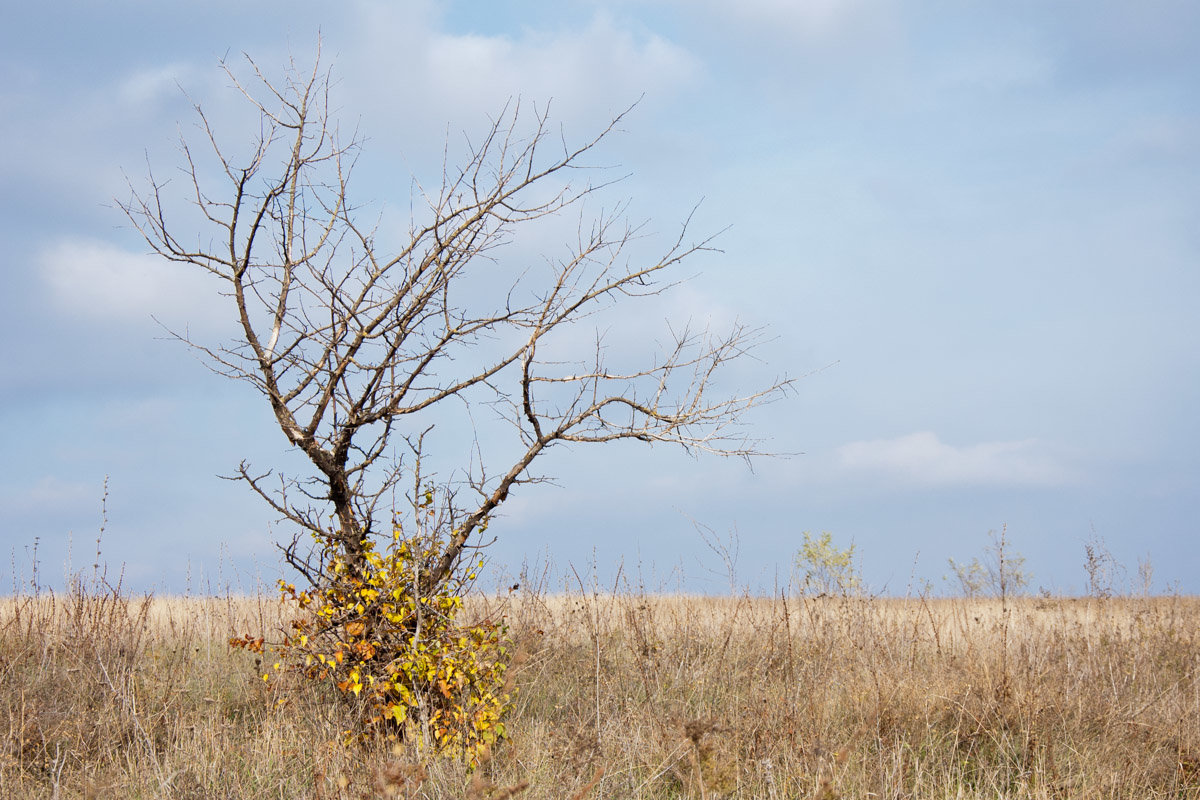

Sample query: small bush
[794,531,860,596]
[947,526,1031,599]
[234,516,515,764]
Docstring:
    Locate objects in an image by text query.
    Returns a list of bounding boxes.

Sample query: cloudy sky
[2,1,1197,595]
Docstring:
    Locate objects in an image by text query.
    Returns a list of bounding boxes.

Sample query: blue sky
[1,1,1197,594]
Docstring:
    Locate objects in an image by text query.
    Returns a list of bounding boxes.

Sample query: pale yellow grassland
[3,588,1198,798]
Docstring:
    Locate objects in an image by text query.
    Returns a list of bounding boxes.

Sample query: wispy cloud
[424,17,699,111]
[117,62,196,107]
[340,8,700,143]
[714,0,879,36]
[38,238,226,330]
[836,431,1076,487]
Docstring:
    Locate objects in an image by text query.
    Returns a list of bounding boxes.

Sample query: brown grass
[2,581,1198,798]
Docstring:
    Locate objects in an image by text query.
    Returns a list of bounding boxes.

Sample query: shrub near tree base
[233,522,514,764]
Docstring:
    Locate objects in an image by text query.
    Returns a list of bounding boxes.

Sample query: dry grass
[2,580,1198,798]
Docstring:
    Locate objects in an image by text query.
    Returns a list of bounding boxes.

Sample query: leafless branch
[120,49,792,592]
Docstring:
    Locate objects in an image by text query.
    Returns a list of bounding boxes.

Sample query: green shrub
[946,526,1030,599]
[794,531,861,596]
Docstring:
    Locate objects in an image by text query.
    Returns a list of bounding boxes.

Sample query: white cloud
[340,8,700,147]
[690,0,900,47]
[718,0,874,36]
[836,431,1076,487]
[38,238,226,329]
[428,16,698,111]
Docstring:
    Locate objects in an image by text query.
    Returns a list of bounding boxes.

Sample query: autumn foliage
[232,501,514,763]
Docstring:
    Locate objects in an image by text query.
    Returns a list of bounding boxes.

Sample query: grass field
[2,580,1198,798]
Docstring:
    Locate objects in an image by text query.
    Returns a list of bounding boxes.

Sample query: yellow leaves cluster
[258,519,514,764]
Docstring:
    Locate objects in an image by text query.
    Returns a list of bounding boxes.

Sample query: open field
[2,585,1198,798]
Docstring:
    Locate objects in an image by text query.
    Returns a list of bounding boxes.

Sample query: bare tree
[120,50,790,595]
